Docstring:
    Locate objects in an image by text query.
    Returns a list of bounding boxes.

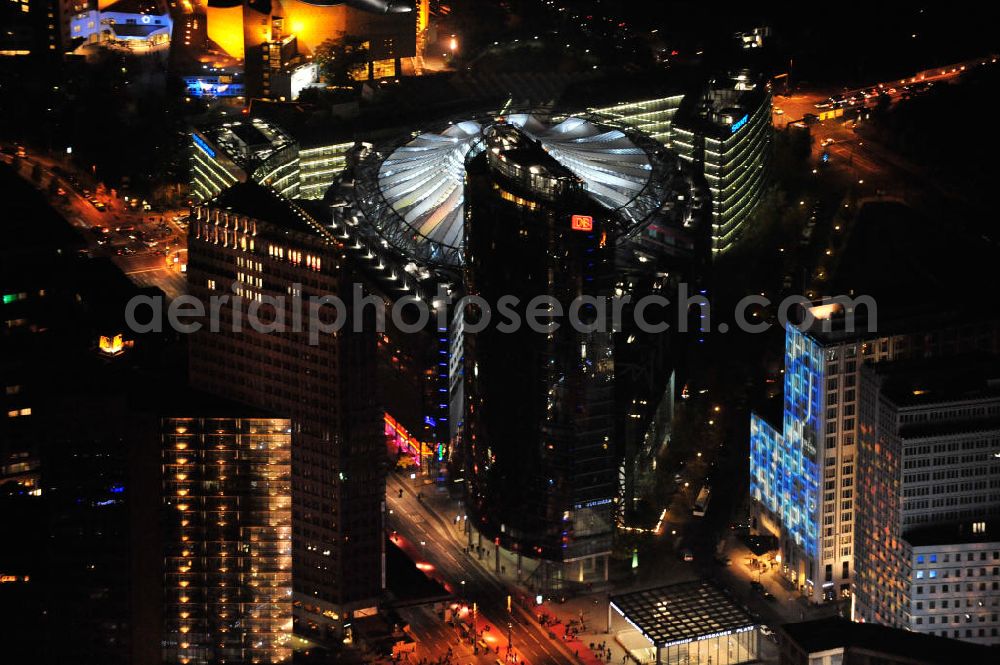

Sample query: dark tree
[315,36,370,86]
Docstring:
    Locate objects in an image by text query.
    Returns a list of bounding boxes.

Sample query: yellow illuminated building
[199,1,417,69]
[205,4,244,60]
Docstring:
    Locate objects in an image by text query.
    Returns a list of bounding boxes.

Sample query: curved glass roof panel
[370,114,664,266]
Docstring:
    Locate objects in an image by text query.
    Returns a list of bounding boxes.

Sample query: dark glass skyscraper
[341,111,710,591]
[462,124,618,584]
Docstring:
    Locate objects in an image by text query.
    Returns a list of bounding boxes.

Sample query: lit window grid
[163,418,293,664]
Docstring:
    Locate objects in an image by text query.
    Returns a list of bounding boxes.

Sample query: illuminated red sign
[571,214,593,231]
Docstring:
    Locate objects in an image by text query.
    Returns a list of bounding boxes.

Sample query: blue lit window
[930,554,937,563]
[917,555,925,564]
[917,571,924,579]
[930,570,937,578]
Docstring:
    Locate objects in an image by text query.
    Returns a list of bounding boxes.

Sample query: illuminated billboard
[184,76,246,98]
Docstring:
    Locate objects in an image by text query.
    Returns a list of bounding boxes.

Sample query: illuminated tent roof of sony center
[363,113,674,267]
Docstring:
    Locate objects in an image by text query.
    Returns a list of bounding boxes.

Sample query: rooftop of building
[609,580,755,648]
[206,181,328,239]
[906,521,1000,548]
[671,71,769,140]
[247,70,601,150]
[478,123,580,194]
[795,299,999,347]
[250,67,698,152]
[227,122,273,149]
[200,118,296,167]
[861,355,1000,438]
[779,617,997,664]
[868,354,1000,407]
[102,0,169,15]
[557,68,697,112]
[365,112,667,267]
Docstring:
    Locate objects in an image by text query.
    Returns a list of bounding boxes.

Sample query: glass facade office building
[190,119,300,202]
[462,123,618,584]
[162,417,293,665]
[591,77,772,255]
[672,84,771,255]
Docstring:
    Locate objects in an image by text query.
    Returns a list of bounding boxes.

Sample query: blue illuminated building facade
[752,309,1000,604]
[751,324,822,596]
[184,76,246,99]
[70,0,173,50]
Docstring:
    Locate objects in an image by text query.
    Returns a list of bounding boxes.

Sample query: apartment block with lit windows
[853,356,1000,645]
[750,305,1000,604]
[0,0,61,56]
[162,416,293,665]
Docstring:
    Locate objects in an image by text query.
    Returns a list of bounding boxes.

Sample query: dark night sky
[608,2,998,85]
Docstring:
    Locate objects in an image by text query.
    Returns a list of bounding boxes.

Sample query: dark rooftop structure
[248,70,602,149]
[228,122,272,148]
[556,67,699,112]
[869,354,1000,408]
[208,182,329,239]
[794,297,1000,347]
[610,580,755,648]
[672,74,769,140]
[778,617,997,665]
[860,355,1000,439]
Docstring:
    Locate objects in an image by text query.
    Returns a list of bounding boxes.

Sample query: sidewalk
[717,534,815,624]
[409,474,618,664]
[535,596,634,665]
